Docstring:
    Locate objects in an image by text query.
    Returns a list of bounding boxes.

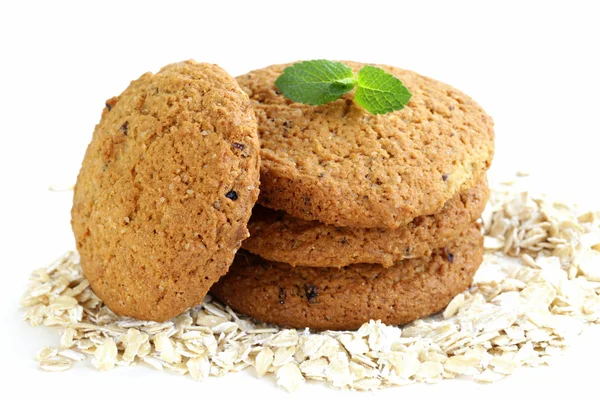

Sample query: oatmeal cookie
[244,176,488,267]
[212,224,483,330]
[237,62,494,228]
[72,60,260,321]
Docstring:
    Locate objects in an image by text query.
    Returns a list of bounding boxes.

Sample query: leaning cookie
[243,176,489,267]
[212,224,483,331]
[72,61,260,322]
[237,61,494,229]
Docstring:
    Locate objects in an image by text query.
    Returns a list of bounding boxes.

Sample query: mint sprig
[274,60,357,105]
[275,60,412,115]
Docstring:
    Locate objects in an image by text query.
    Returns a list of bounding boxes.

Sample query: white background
[1,1,598,398]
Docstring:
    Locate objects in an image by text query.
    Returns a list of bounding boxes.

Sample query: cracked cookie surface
[72,60,260,321]
[212,225,483,330]
[237,62,494,228]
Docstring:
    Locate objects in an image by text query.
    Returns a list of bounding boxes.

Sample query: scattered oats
[520,253,537,268]
[325,352,353,387]
[60,327,76,349]
[415,361,444,382]
[165,361,189,375]
[187,356,211,381]
[484,236,504,250]
[423,349,449,363]
[246,328,279,334]
[70,279,89,296]
[470,331,501,346]
[121,328,149,362]
[576,250,600,282]
[350,352,378,368]
[24,304,46,326]
[268,329,298,347]
[212,346,240,369]
[300,357,328,377]
[383,375,413,386]
[58,349,86,361]
[297,335,325,360]
[349,361,368,379]
[137,340,152,358]
[143,356,164,371]
[36,346,58,362]
[202,303,229,319]
[254,347,274,377]
[22,183,600,389]
[444,355,482,376]
[276,363,304,392]
[211,321,239,334]
[489,356,519,375]
[312,336,343,359]
[40,357,72,372]
[49,295,78,311]
[389,352,421,379]
[91,338,117,371]
[504,326,526,342]
[273,346,296,367]
[339,334,369,355]
[175,342,200,358]
[76,338,94,351]
[443,293,465,319]
[154,334,178,363]
[352,378,381,391]
[475,368,505,383]
[28,282,53,297]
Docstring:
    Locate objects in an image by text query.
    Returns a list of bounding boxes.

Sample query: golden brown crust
[237,61,494,229]
[243,176,489,267]
[71,60,260,322]
[212,225,483,330]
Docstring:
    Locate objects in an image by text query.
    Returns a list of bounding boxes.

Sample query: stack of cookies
[72,60,494,329]
[211,62,495,330]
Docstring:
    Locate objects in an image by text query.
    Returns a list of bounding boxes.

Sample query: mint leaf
[355,65,412,115]
[274,61,413,115]
[275,60,357,105]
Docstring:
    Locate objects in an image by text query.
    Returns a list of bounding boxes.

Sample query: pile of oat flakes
[22,183,600,392]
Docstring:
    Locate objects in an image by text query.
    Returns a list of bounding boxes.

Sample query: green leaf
[274,60,357,105]
[355,65,412,115]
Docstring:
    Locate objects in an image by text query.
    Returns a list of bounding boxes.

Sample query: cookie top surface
[237,61,494,228]
[212,224,483,330]
[71,60,260,321]
[243,176,489,267]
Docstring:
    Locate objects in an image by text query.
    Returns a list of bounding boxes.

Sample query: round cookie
[243,176,489,267]
[72,60,260,322]
[237,62,494,229]
[212,225,483,330]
